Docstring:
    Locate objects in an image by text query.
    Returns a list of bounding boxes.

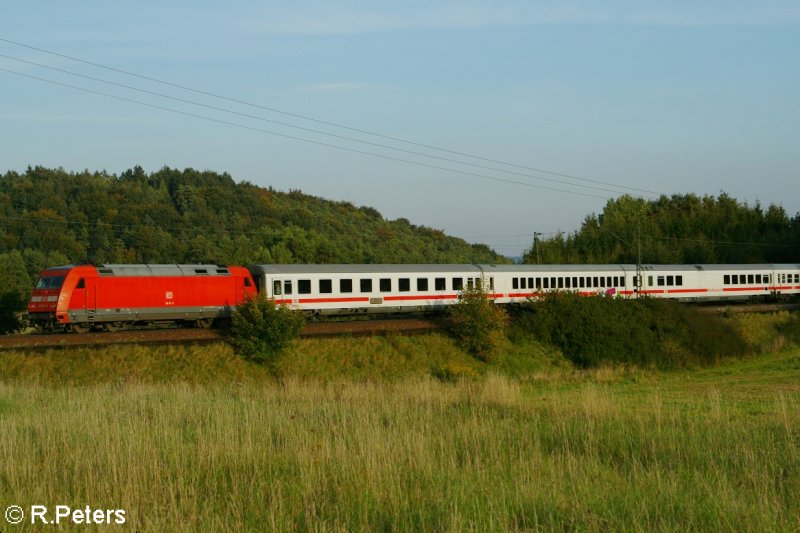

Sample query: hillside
[0,165,503,277]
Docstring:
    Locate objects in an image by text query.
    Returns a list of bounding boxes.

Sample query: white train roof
[249,263,800,276]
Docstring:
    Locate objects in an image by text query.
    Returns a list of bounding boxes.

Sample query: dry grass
[1,364,799,531]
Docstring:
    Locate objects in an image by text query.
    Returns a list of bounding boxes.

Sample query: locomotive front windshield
[35,276,65,290]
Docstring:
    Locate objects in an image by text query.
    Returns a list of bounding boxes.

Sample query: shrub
[448,283,508,361]
[514,293,748,369]
[228,294,304,365]
[0,291,25,334]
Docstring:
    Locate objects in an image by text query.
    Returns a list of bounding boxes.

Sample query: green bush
[514,294,748,368]
[0,291,25,334]
[448,283,508,361]
[228,294,305,365]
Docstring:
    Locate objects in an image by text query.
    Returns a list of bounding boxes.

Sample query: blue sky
[2,1,798,257]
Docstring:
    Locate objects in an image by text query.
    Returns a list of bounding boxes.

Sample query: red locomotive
[27,264,257,332]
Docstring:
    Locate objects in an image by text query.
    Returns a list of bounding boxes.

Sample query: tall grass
[1,370,798,531]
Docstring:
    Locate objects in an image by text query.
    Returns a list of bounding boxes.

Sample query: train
[26,263,800,332]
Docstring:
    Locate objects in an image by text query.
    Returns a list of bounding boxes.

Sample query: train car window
[572,277,578,288]
[273,280,282,295]
[748,274,754,284]
[399,278,410,292]
[284,280,292,295]
[557,277,563,289]
[564,277,570,289]
[666,276,674,286]
[489,277,494,291]
[340,279,353,293]
[467,278,474,290]
[550,277,556,289]
[606,277,612,287]
[732,275,739,284]
[578,277,584,288]
[593,277,599,287]
[452,278,463,291]
[320,279,332,294]
[512,278,519,290]
[657,276,665,287]
[380,278,391,292]
[648,276,653,287]
[542,278,549,289]
[520,278,527,289]
[675,276,682,286]
[755,274,761,284]
[360,279,372,292]
[435,278,446,291]
[536,278,542,290]
[724,275,731,285]
[417,278,429,291]
[76,278,85,289]
[299,280,311,294]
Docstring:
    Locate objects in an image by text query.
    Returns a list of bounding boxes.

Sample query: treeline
[0,165,503,327]
[523,194,800,264]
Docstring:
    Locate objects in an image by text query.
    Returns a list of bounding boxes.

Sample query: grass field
[1,316,799,531]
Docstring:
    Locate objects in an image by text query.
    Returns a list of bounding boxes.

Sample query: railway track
[2,302,797,352]
[0,318,449,351]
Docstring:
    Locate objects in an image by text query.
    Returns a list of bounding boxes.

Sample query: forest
[523,194,800,265]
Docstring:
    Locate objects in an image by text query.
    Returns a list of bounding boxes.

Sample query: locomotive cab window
[76,278,85,289]
[244,278,252,287]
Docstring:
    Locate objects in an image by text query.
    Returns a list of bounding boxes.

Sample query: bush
[228,294,305,365]
[513,294,748,368]
[448,283,508,361]
[0,291,25,334]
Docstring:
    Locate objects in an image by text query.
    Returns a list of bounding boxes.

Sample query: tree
[0,251,32,333]
[228,294,305,366]
[448,281,508,361]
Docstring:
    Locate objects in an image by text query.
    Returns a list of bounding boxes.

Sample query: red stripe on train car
[667,288,709,294]
[384,294,459,302]
[298,297,371,304]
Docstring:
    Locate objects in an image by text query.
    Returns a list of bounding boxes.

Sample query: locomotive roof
[96,264,233,276]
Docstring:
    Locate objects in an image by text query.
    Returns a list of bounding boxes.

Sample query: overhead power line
[0,53,651,198]
[0,36,664,198]
[0,66,611,200]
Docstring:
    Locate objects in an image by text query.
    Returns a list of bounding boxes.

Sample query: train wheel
[68,323,90,334]
[195,318,214,329]
[104,322,125,333]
